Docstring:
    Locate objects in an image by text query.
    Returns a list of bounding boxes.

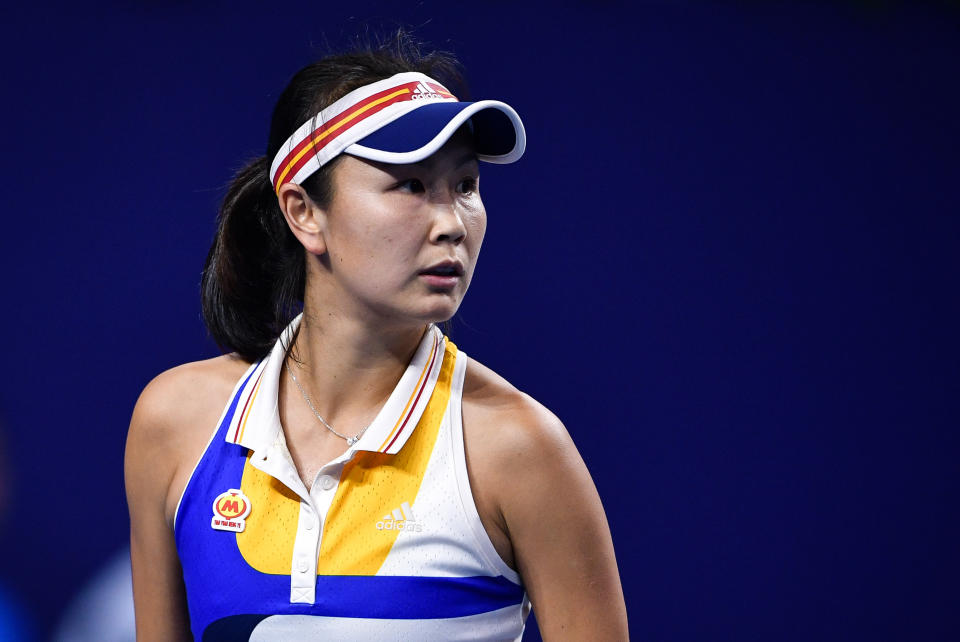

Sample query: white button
[305,518,315,530]
[320,476,336,491]
[298,559,309,573]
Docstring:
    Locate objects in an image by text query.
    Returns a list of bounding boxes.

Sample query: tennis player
[125,38,628,641]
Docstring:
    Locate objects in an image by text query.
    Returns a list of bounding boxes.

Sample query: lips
[419,260,465,290]
[419,261,465,277]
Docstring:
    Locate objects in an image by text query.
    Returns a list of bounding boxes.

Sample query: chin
[419,300,462,325]
[424,309,458,325]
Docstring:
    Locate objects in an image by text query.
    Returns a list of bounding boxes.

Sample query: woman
[125,40,628,641]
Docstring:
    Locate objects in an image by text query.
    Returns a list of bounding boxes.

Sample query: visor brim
[345,100,526,165]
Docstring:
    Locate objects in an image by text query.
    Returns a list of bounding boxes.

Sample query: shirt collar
[223,315,445,457]
[351,324,445,454]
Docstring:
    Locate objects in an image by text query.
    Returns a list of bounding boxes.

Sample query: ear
[277,183,328,255]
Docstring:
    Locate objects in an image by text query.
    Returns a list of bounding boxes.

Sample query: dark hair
[201,33,465,362]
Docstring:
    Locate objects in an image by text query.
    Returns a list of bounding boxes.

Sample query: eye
[395,178,426,193]
[457,176,478,195]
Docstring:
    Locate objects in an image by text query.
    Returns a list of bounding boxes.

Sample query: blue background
[1,1,958,640]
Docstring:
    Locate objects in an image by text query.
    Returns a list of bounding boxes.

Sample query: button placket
[289,499,321,603]
[286,460,347,604]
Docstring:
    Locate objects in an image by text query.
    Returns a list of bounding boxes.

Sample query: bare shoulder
[461,356,576,464]
[130,353,251,453]
[133,354,251,425]
[125,354,252,522]
[462,357,566,443]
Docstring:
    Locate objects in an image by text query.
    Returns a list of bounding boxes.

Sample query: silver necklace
[285,360,369,446]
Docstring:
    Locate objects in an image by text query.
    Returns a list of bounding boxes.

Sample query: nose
[429,202,467,245]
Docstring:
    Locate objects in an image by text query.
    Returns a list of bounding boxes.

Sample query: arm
[462,364,628,641]
[124,374,195,641]
[499,403,628,640]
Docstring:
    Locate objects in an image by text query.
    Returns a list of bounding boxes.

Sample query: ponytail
[201,157,305,362]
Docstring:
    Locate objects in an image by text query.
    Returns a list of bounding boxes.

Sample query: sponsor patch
[211,488,252,533]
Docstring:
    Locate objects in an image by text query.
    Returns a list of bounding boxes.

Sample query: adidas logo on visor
[411,81,445,100]
[376,501,423,532]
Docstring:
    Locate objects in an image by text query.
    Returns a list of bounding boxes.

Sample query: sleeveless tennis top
[174,317,529,641]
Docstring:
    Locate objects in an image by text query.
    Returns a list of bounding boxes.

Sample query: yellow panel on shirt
[234,340,456,576]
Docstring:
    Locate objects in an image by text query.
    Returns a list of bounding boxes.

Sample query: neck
[287,306,429,428]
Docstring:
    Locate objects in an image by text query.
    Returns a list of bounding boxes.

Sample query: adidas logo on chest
[376,501,423,532]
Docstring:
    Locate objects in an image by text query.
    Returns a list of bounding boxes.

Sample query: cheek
[351,223,422,277]
[330,197,409,260]
[467,205,487,249]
